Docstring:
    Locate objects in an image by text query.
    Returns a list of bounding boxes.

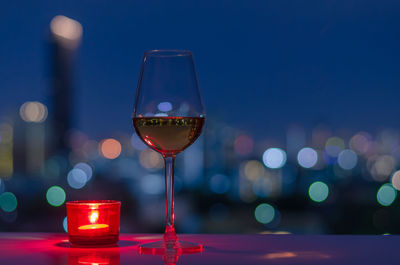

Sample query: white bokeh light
[297,147,318,168]
[262,148,287,169]
[67,168,87,189]
[337,149,358,170]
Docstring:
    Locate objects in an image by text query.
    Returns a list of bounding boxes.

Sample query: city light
[308,181,329,203]
[19,101,48,123]
[337,149,358,170]
[74,162,93,181]
[243,160,265,180]
[391,170,400,190]
[100,138,122,159]
[349,132,371,155]
[157,102,173,112]
[325,137,345,157]
[46,186,66,207]
[262,148,287,169]
[0,192,17,212]
[297,147,318,168]
[63,217,68,232]
[67,168,87,189]
[234,135,254,156]
[139,149,163,169]
[254,203,275,224]
[377,183,397,206]
[370,155,396,182]
[50,15,82,48]
[0,123,13,178]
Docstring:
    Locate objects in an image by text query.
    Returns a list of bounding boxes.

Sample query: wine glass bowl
[133,49,205,253]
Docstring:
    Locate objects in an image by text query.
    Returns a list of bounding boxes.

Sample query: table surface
[0,233,398,265]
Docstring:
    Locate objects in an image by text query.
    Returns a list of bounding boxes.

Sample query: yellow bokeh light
[100,139,121,159]
[0,124,13,143]
[19,101,48,123]
[243,160,265,181]
[325,137,345,149]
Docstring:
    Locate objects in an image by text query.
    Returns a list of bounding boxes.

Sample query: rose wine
[133,117,205,156]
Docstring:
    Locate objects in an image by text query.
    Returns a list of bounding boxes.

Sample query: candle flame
[78,224,109,230]
[90,211,99,223]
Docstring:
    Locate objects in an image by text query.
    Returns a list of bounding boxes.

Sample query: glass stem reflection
[164,156,177,243]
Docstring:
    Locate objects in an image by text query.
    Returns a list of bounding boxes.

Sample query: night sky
[1,0,400,141]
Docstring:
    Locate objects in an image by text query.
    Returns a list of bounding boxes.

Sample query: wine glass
[133,50,205,253]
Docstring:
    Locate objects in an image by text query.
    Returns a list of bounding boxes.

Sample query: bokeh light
[100,138,122,159]
[234,135,254,156]
[377,184,397,206]
[157,102,173,112]
[0,123,13,143]
[370,155,396,182]
[139,149,163,169]
[46,186,66,207]
[308,181,329,203]
[254,203,275,224]
[50,15,82,48]
[0,192,17,212]
[67,168,87,189]
[19,101,48,123]
[325,137,345,157]
[297,147,318,168]
[391,170,400,190]
[337,149,358,170]
[349,132,372,155]
[243,160,265,181]
[63,217,68,233]
[262,148,287,169]
[209,174,231,194]
[74,162,93,181]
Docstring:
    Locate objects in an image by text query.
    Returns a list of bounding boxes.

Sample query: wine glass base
[138,240,203,255]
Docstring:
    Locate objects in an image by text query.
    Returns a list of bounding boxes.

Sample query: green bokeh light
[0,192,17,212]
[46,186,66,207]
[254,203,275,224]
[377,184,396,207]
[308,181,329,203]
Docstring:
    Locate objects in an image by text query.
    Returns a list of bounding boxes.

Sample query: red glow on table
[67,200,120,246]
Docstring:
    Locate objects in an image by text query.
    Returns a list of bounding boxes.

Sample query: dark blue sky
[1,0,400,141]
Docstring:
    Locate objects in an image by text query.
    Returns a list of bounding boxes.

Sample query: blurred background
[1,0,400,234]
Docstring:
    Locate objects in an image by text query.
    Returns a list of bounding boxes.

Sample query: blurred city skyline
[1,1,400,235]
[1,0,400,141]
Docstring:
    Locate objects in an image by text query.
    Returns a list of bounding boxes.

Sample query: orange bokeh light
[100,139,121,159]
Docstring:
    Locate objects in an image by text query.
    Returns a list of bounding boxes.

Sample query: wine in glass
[133,50,205,253]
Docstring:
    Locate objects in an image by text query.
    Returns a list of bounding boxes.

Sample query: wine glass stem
[164,156,177,243]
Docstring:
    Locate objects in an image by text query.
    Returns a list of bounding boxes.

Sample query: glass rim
[144,49,192,57]
[67,200,121,206]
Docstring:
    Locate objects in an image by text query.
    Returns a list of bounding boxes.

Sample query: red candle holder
[66,200,121,246]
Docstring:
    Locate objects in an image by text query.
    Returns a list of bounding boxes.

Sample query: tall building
[48,15,82,155]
